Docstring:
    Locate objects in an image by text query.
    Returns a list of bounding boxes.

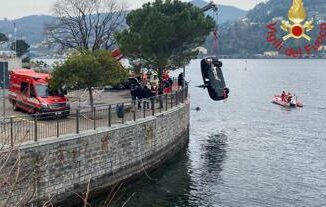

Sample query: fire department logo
[266,0,326,58]
[280,0,313,41]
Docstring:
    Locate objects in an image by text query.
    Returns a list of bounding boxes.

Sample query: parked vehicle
[8,69,70,116]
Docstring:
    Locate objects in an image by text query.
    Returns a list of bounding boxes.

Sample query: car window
[20,82,29,95]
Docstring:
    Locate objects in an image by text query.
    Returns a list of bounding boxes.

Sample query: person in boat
[281,91,286,102]
[287,93,292,103]
[290,94,298,105]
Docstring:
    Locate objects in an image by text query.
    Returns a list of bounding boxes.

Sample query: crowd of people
[130,71,185,109]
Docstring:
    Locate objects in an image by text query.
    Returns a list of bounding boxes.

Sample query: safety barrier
[0,87,188,146]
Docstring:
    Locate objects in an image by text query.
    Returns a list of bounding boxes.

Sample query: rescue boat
[272,95,303,108]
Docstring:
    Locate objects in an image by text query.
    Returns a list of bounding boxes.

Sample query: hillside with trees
[207,0,326,56]
[0,0,246,46]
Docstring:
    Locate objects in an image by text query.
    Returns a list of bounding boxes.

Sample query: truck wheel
[32,110,40,119]
[12,102,18,111]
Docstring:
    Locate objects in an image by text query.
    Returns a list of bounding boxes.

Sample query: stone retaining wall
[0,102,190,206]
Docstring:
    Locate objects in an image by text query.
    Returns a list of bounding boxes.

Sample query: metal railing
[0,87,188,146]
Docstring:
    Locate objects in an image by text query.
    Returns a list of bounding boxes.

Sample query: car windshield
[35,85,49,97]
[35,85,64,98]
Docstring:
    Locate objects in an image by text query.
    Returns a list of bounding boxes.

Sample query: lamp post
[183,65,186,99]
[2,67,5,122]
[14,22,17,57]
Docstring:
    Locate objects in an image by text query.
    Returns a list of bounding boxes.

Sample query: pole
[2,66,5,121]
[34,116,38,142]
[183,65,186,101]
[76,110,80,134]
[10,117,13,146]
[14,22,17,57]
[108,105,111,127]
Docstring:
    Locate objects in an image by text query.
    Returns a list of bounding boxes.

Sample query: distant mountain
[0,15,55,44]
[191,0,248,23]
[0,1,247,45]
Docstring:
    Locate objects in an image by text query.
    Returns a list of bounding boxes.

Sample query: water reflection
[202,133,227,174]
[93,148,193,207]
[191,132,228,207]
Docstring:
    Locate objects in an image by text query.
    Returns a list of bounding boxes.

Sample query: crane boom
[201,1,217,12]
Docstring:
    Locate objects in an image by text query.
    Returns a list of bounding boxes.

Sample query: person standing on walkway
[143,85,152,109]
[178,72,184,89]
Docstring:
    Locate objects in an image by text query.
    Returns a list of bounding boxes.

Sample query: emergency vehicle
[8,69,70,116]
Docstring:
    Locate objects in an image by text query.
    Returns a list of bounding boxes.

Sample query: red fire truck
[8,69,70,116]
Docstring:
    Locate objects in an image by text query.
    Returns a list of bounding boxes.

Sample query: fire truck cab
[8,69,70,116]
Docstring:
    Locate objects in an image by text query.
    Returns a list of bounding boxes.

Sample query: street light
[2,64,6,121]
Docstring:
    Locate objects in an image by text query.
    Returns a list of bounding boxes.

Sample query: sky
[0,0,265,20]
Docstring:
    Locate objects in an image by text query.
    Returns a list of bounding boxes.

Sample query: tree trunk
[135,64,142,77]
[88,87,94,113]
[158,67,164,81]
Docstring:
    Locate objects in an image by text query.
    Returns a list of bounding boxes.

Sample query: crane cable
[213,5,219,57]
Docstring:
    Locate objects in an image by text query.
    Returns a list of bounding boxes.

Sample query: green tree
[116,0,215,78]
[0,33,8,42]
[51,50,128,109]
[11,40,30,57]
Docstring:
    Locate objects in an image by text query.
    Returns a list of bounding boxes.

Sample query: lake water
[96,59,326,207]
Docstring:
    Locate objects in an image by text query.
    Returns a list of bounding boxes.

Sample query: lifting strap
[213,5,219,56]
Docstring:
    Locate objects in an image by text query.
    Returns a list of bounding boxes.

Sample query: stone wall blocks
[1,103,190,206]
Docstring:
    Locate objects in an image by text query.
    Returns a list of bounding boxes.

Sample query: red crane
[201,1,219,56]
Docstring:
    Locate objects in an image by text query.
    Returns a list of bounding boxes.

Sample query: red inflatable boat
[272,95,303,108]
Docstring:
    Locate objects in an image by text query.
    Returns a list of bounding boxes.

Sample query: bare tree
[46,0,126,52]
[0,131,48,207]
